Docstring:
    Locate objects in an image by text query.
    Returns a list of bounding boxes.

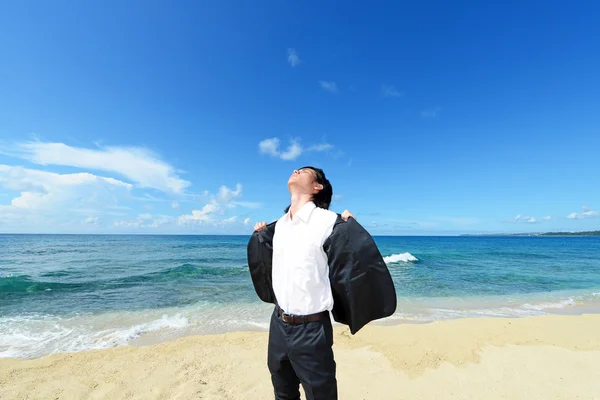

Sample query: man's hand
[341,210,355,221]
[254,221,267,232]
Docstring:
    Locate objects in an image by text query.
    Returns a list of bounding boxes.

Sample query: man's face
[288,168,322,194]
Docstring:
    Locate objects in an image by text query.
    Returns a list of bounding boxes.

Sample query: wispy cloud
[287,48,301,67]
[113,214,174,229]
[543,216,552,221]
[567,206,599,219]
[381,84,403,98]
[3,141,190,194]
[319,81,338,93]
[0,141,261,233]
[232,201,262,209]
[421,107,441,118]
[178,184,242,224]
[82,216,99,225]
[506,214,537,224]
[259,138,303,160]
[307,143,333,152]
[243,217,251,225]
[258,138,334,161]
[0,164,132,227]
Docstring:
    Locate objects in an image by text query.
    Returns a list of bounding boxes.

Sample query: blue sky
[1,1,599,235]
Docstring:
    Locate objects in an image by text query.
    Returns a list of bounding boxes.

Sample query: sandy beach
[2,314,600,399]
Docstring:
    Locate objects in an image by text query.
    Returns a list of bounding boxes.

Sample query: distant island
[461,230,600,237]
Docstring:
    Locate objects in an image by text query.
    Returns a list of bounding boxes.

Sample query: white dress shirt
[272,201,338,316]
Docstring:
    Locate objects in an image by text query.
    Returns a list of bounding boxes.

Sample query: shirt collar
[288,201,316,223]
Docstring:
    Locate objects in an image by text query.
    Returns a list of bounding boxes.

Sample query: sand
[2,314,600,399]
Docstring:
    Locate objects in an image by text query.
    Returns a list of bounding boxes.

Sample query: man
[247,166,396,400]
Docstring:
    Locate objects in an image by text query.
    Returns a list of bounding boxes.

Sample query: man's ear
[314,183,323,192]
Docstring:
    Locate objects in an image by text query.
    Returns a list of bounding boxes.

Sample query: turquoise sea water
[1,234,600,359]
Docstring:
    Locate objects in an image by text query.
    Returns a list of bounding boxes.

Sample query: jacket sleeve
[247,222,277,304]
[324,216,397,334]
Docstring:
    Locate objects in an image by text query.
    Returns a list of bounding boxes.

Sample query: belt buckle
[282,312,293,323]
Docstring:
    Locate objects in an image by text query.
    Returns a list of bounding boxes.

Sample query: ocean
[2,234,600,359]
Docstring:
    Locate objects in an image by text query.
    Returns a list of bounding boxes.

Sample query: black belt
[275,305,329,324]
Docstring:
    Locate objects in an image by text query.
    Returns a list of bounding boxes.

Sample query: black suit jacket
[247,215,397,334]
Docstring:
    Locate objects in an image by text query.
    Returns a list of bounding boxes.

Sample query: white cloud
[567,206,599,219]
[179,203,218,223]
[149,215,174,228]
[243,218,250,225]
[258,138,334,161]
[0,141,272,233]
[258,138,303,161]
[178,184,243,225]
[0,164,131,194]
[0,140,263,233]
[543,216,552,221]
[507,215,538,224]
[319,81,338,93]
[82,216,99,225]
[381,85,403,98]
[113,214,174,229]
[216,183,242,203]
[278,142,303,160]
[232,201,262,209]
[421,107,441,118]
[287,48,301,67]
[0,164,133,231]
[0,164,132,212]
[307,143,333,152]
[5,142,189,194]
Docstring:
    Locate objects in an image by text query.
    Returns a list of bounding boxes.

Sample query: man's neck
[289,193,312,219]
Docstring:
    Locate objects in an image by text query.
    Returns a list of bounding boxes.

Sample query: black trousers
[267,307,337,400]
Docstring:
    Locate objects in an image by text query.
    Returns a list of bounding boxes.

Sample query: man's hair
[285,166,333,212]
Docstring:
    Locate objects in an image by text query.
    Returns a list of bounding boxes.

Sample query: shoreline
[2,314,600,399]
[3,294,600,360]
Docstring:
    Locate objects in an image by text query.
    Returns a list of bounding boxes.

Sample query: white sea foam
[2,289,598,359]
[90,314,190,348]
[522,298,576,311]
[383,293,594,324]
[247,321,270,329]
[383,252,418,263]
[0,313,190,359]
[0,303,275,359]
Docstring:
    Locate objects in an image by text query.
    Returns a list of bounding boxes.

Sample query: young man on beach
[247,166,396,400]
